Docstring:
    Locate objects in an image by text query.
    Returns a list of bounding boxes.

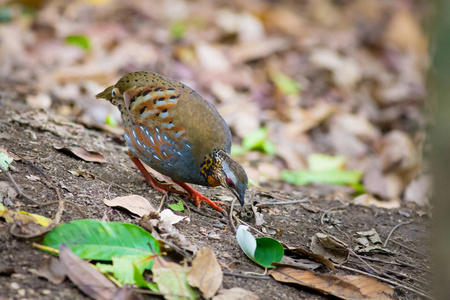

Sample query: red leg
[173,179,228,216]
[128,152,184,196]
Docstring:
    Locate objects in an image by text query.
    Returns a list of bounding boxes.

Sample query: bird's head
[216,153,248,206]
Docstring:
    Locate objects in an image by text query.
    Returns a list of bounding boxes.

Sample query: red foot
[173,180,228,216]
[128,152,183,196]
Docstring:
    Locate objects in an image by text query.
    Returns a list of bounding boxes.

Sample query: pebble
[10,282,19,290]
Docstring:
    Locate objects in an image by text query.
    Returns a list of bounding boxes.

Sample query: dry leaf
[353,194,400,209]
[270,266,394,300]
[54,145,106,163]
[104,195,156,217]
[187,247,223,299]
[212,287,259,300]
[290,247,335,272]
[310,233,349,265]
[37,257,66,284]
[0,181,18,205]
[59,244,118,300]
[159,209,189,225]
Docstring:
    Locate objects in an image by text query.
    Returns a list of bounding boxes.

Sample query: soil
[0,102,432,299]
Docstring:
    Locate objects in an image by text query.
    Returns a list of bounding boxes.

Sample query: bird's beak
[231,189,245,207]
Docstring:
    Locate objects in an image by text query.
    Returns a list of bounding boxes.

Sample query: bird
[96,71,248,215]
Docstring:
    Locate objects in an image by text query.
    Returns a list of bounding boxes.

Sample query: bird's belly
[125,133,208,186]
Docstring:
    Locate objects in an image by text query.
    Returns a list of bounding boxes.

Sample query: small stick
[337,264,433,299]
[239,220,265,236]
[384,221,413,247]
[260,199,310,205]
[0,164,40,205]
[223,271,271,280]
[349,250,381,275]
[39,200,86,218]
[320,206,347,225]
[390,239,428,257]
[228,198,238,234]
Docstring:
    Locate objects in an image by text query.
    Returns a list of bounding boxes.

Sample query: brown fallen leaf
[0,207,55,238]
[37,257,66,284]
[270,266,394,300]
[353,194,400,209]
[212,287,259,300]
[54,145,106,163]
[291,247,335,272]
[59,244,118,300]
[139,215,197,253]
[310,233,349,265]
[104,195,156,217]
[187,247,223,299]
[0,181,18,206]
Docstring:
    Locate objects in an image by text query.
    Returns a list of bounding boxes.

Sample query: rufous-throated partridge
[96,72,248,215]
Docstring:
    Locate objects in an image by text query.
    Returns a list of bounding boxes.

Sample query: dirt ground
[0,97,432,300]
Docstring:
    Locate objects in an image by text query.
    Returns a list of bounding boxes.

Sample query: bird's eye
[226,178,235,188]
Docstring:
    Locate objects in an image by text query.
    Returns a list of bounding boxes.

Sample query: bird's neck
[200,149,229,187]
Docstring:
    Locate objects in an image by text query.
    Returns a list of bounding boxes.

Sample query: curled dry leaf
[269,266,394,300]
[160,209,189,225]
[0,181,18,205]
[59,244,118,300]
[290,247,335,272]
[37,257,66,284]
[310,233,349,265]
[212,287,259,300]
[187,247,223,299]
[54,145,106,163]
[104,195,156,217]
[0,205,54,238]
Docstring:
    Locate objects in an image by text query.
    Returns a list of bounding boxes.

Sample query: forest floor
[0,101,431,300]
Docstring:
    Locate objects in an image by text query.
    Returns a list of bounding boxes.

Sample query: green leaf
[168,200,184,212]
[170,20,187,39]
[96,254,153,284]
[65,35,91,50]
[105,113,118,127]
[242,128,275,154]
[43,220,160,268]
[308,154,347,172]
[271,72,301,96]
[133,264,159,291]
[281,169,362,185]
[236,225,284,269]
[262,140,276,155]
[230,144,248,156]
[152,259,200,299]
[0,152,13,171]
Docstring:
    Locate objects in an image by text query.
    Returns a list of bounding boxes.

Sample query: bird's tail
[95,86,114,101]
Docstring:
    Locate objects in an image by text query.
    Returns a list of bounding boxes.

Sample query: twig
[390,239,428,257]
[260,199,310,205]
[337,264,433,299]
[239,220,265,236]
[39,200,86,218]
[384,221,413,247]
[229,198,238,234]
[223,271,271,280]
[349,250,381,275]
[0,164,40,205]
[394,259,433,274]
[320,206,348,225]
[95,175,130,193]
[157,193,167,213]
[12,152,87,221]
